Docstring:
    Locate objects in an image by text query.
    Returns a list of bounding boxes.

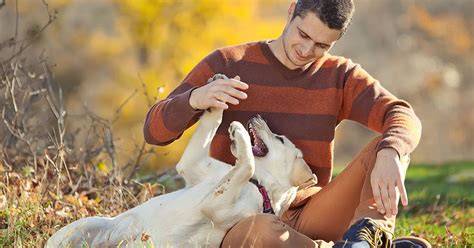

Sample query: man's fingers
[219,85,248,100]
[388,181,398,216]
[222,78,249,90]
[372,182,385,214]
[214,92,239,105]
[380,183,390,216]
[211,100,228,110]
[397,177,409,206]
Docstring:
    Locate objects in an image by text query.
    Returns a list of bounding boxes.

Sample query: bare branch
[138,74,152,108]
[111,89,137,124]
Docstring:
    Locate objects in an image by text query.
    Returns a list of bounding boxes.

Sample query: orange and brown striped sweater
[143,40,422,186]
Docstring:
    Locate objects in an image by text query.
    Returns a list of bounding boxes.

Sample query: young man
[144,0,430,247]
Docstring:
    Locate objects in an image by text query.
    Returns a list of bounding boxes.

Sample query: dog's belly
[114,178,262,247]
[47,170,264,247]
[114,178,225,246]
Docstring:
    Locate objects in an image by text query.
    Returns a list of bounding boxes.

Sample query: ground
[1,162,472,246]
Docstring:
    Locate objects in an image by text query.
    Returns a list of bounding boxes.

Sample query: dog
[46,75,317,247]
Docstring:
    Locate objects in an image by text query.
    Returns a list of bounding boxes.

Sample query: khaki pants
[221,136,409,247]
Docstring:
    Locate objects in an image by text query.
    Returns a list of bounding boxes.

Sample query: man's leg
[221,214,322,248]
[221,136,409,247]
[289,136,406,242]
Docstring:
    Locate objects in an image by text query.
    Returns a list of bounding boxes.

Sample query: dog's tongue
[252,146,265,157]
[252,142,268,157]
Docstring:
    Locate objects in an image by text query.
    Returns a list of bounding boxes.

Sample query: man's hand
[189,75,248,110]
[370,148,408,218]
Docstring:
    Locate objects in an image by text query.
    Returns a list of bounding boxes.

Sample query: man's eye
[275,136,284,144]
[299,31,309,39]
[317,43,328,49]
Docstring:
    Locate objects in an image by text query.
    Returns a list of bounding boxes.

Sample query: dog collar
[249,178,275,214]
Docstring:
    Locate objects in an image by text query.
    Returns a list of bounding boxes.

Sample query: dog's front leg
[201,121,255,228]
[176,106,223,186]
[176,74,229,186]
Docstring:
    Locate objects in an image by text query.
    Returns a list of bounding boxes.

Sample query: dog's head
[246,115,317,188]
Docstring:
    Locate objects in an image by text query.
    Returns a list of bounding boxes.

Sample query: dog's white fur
[46,76,317,248]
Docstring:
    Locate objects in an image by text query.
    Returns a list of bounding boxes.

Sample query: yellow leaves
[97,161,109,173]
[64,194,80,206]
[46,0,289,170]
[117,0,167,22]
[55,193,101,220]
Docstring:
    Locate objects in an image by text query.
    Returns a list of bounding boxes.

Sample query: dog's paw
[229,121,252,157]
[200,107,223,126]
[207,73,229,84]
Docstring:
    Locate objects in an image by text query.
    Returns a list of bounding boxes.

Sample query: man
[144,0,430,247]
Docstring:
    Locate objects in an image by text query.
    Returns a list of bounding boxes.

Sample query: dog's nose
[253,114,265,123]
[247,114,264,128]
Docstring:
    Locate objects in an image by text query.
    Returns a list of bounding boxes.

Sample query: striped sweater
[143,40,422,186]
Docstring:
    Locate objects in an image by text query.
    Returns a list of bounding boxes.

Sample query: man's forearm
[376,104,422,157]
[143,87,202,146]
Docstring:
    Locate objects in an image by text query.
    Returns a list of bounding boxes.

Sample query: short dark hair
[292,0,355,35]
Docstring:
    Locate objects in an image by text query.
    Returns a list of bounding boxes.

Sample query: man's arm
[143,50,248,146]
[339,62,422,217]
[339,62,422,156]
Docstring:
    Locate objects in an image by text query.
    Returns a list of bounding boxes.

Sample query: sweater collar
[259,40,327,80]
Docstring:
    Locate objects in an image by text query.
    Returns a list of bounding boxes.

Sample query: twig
[138,74,152,107]
[126,141,147,181]
[111,89,137,124]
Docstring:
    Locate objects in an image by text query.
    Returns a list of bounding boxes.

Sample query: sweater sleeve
[338,62,422,157]
[143,50,225,146]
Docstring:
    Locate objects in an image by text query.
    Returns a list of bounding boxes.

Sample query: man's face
[281,10,342,68]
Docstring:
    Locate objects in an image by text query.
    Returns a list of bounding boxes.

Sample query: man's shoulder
[212,41,264,62]
[322,54,358,71]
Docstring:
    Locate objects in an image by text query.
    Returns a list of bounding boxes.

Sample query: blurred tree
[3,0,471,169]
[69,0,286,170]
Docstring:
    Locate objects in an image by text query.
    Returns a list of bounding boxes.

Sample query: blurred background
[1,1,473,245]
[1,0,473,172]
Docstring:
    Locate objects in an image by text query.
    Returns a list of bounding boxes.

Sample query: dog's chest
[236,183,265,213]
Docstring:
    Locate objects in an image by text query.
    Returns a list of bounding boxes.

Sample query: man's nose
[301,42,314,57]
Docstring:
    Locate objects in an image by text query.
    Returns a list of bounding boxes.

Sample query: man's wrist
[188,88,200,110]
[377,147,399,159]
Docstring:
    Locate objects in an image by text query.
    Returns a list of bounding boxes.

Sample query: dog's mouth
[248,122,269,157]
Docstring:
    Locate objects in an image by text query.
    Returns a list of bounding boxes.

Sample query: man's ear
[288,1,296,22]
[290,157,317,187]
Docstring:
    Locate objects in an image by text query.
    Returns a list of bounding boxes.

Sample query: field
[393,161,473,246]
[0,161,472,247]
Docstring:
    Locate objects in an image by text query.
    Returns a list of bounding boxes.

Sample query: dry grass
[0,3,169,245]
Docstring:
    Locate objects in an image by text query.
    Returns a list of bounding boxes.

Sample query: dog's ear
[290,157,317,187]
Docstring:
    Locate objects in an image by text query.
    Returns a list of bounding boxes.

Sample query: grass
[394,161,474,246]
[335,162,474,247]
[1,162,473,247]
[331,161,473,246]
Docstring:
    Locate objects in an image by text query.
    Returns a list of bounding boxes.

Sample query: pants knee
[221,214,289,248]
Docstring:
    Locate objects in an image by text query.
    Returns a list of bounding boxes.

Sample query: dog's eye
[275,135,284,144]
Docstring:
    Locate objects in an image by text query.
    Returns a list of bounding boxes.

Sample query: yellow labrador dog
[47,75,317,247]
